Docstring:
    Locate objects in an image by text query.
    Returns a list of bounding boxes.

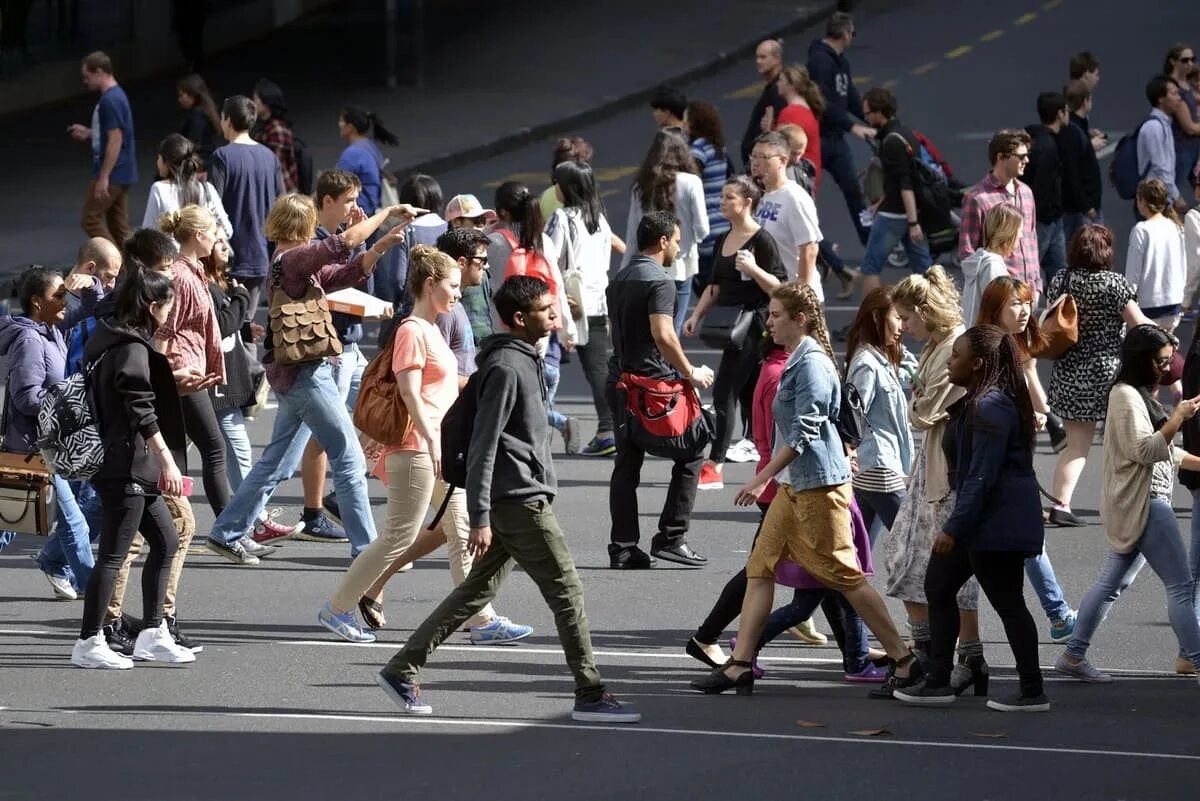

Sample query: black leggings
[709,337,761,464]
[80,485,179,639]
[575,316,614,433]
[180,390,231,515]
[925,547,1044,697]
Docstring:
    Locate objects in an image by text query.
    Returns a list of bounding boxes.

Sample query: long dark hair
[158,133,206,207]
[113,259,176,340]
[177,74,220,134]
[253,78,289,124]
[340,106,399,147]
[552,160,603,234]
[685,100,726,155]
[398,173,443,216]
[844,286,901,368]
[632,128,695,214]
[958,325,1036,443]
[1114,324,1176,429]
[495,181,545,251]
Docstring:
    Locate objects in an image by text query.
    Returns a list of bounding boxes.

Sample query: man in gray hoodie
[376,275,641,724]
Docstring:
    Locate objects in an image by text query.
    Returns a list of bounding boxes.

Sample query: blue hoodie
[806,38,863,138]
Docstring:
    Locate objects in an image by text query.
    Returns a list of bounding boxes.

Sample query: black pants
[80,484,179,639]
[605,381,701,553]
[710,338,762,464]
[575,316,614,433]
[180,390,231,515]
[925,546,1044,696]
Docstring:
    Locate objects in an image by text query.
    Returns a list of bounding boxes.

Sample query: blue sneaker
[375,670,433,714]
[317,601,376,643]
[1050,609,1077,643]
[572,693,641,723]
[469,616,533,645]
[294,512,349,543]
[580,436,616,457]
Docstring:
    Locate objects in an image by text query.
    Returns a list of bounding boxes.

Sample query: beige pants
[106,495,194,623]
[331,450,496,627]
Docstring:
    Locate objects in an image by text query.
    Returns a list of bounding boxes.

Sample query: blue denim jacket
[772,337,852,491]
[847,346,915,478]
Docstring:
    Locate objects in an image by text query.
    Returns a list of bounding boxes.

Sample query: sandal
[358,596,386,630]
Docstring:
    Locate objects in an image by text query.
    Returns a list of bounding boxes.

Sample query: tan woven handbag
[267,281,343,366]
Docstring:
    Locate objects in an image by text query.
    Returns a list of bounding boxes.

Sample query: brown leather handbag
[353,319,415,447]
[0,386,55,536]
[1037,272,1079,360]
[267,273,343,366]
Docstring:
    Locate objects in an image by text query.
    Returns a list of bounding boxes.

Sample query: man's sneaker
[132,621,196,663]
[894,682,956,706]
[253,509,300,545]
[725,438,759,464]
[697,462,724,491]
[318,601,376,643]
[205,537,260,565]
[103,617,138,657]
[788,618,828,645]
[562,417,582,455]
[294,512,349,543]
[1054,653,1112,683]
[987,692,1050,713]
[469,616,534,645]
[609,547,656,570]
[376,670,433,714]
[580,436,616,457]
[572,693,641,723]
[1049,610,1077,644]
[72,633,133,670]
[165,615,203,653]
[322,492,343,525]
[42,570,78,601]
[239,535,277,558]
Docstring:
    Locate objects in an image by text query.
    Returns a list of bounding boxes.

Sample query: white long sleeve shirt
[1125,214,1186,310]
[622,173,710,281]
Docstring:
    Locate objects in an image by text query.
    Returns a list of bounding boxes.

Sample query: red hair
[976,276,1047,360]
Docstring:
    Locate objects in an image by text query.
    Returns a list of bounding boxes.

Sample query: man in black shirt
[1061,80,1104,244]
[606,211,715,569]
[1024,91,1069,284]
[739,39,786,169]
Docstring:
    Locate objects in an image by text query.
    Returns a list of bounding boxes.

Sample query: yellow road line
[911,62,939,76]
[945,45,972,60]
[1015,12,1037,24]
[723,81,764,100]
[980,29,1005,42]
[482,171,545,189]
[1042,0,1062,9]
[852,75,873,85]
[881,79,899,90]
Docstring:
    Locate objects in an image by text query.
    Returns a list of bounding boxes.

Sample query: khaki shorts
[746,482,864,591]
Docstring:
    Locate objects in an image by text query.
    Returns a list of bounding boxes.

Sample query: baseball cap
[444,194,498,224]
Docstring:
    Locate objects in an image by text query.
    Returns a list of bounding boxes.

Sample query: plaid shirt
[958,173,1041,293]
[252,118,298,192]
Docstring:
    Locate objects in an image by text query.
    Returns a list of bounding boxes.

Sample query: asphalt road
[4,1,1200,799]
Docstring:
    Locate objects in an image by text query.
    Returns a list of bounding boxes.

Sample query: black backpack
[293,135,315,195]
[428,370,481,528]
[881,132,955,232]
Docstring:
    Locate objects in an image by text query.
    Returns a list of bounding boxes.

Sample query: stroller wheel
[887,246,910,269]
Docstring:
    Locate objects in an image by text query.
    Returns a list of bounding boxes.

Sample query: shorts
[747,482,864,591]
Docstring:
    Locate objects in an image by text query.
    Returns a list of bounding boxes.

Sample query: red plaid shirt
[958,173,1041,293]
[253,118,298,192]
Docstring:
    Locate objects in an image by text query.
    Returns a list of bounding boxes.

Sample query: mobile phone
[159,475,194,496]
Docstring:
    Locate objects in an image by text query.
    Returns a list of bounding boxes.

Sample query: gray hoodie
[467,333,556,528]
[959,247,1010,327]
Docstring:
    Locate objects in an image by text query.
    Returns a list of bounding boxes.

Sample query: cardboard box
[325,287,394,320]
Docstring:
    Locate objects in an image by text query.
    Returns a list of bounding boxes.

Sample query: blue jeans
[217,407,253,492]
[210,361,376,556]
[853,487,905,547]
[332,342,367,410]
[821,133,869,244]
[759,588,870,673]
[1037,219,1067,285]
[34,477,98,591]
[1190,490,1200,624]
[674,280,691,334]
[1024,547,1071,623]
[861,215,932,276]
[1066,498,1200,667]
[544,362,567,432]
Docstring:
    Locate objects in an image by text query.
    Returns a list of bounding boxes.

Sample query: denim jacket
[772,337,852,491]
[847,346,915,478]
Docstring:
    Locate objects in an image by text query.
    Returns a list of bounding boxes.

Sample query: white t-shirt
[143,180,233,239]
[546,207,613,317]
[1126,214,1186,310]
[754,181,824,301]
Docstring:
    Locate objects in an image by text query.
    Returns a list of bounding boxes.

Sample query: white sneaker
[72,634,133,670]
[562,417,582,455]
[725,439,760,464]
[43,571,78,600]
[133,621,197,664]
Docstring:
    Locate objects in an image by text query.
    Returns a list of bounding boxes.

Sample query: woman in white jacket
[959,203,1021,327]
[623,129,709,332]
[1127,179,1186,334]
[143,134,232,238]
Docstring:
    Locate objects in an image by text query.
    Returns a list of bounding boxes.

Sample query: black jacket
[739,79,786,167]
[208,281,261,412]
[876,119,919,216]
[83,319,187,487]
[1180,331,1200,490]
[1023,124,1063,223]
[807,38,862,137]
[1059,116,1102,213]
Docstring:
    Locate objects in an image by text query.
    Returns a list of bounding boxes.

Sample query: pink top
[156,256,226,383]
[751,348,788,505]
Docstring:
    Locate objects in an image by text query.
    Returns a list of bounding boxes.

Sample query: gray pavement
[5,0,1200,799]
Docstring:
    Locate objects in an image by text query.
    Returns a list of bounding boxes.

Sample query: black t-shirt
[709,228,787,310]
[606,256,677,379]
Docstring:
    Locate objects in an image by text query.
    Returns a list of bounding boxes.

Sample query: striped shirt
[690,138,731,255]
[852,466,907,493]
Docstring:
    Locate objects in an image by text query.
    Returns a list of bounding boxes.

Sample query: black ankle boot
[951,653,990,696]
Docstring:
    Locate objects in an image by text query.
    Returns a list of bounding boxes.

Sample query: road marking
[911,62,939,76]
[1042,0,1062,9]
[723,81,764,101]
[593,165,638,183]
[881,79,899,90]
[979,30,1005,42]
[482,171,545,189]
[852,75,873,85]
[1014,12,1037,24]
[945,46,972,60]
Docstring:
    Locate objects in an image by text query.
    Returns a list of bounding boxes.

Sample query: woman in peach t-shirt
[325,246,530,643]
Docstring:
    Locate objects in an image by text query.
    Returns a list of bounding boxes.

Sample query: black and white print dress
[1047,269,1137,422]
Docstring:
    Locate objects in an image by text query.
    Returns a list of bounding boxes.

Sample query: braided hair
[772,281,836,375]
[958,325,1036,442]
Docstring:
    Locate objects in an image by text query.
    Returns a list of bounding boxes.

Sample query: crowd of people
[5,11,1200,723]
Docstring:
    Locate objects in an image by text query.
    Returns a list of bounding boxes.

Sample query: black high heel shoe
[951,653,990,697]
[690,659,755,695]
[870,650,925,699]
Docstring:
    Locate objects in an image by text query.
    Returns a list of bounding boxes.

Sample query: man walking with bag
[606,211,715,569]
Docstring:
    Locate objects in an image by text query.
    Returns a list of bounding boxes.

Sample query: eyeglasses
[749,153,785,162]
[1008,151,1030,162]
[1181,56,1195,63]
[469,255,490,268]
[1154,354,1175,368]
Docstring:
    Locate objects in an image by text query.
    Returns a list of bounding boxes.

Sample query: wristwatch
[907,221,919,227]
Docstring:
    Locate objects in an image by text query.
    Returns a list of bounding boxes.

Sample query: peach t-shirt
[376,317,458,467]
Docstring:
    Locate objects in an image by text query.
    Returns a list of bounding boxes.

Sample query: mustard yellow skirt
[746,482,864,592]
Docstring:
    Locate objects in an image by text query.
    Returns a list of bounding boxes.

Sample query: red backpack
[497,230,560,323]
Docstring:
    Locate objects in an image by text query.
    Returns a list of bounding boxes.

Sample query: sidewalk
[1,0,835,275]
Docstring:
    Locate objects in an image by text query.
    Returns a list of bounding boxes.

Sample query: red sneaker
[697,462,724,491]
[253,510,300,545]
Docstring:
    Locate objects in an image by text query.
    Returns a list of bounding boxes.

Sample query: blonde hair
[263,193,318,243]
[407,245,457,299]
[777,124,809,157]
[771,281,836,372]
[158,204,215,243]
[982,203,1023,257]
[892,265,962,335]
